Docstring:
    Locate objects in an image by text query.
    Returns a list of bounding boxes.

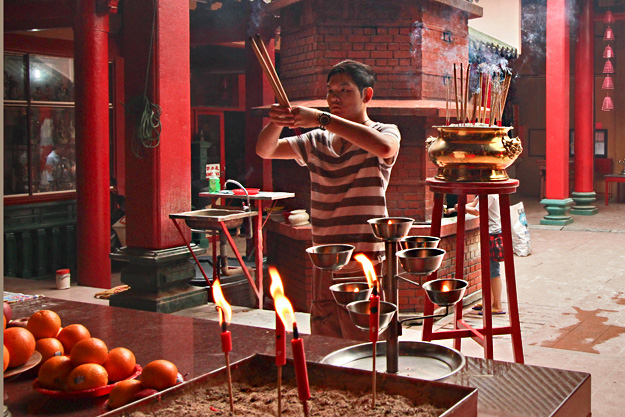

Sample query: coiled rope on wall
[132,0,162,158]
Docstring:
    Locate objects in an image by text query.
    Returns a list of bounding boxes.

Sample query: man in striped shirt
[257,60,401,338]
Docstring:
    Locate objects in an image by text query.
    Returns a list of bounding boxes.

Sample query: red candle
[291,323,311,402]
[276,312,286,367]
[369,288,380,343]
[221,326,232,353]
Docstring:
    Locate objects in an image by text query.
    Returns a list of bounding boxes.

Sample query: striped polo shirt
[286,122,401,256]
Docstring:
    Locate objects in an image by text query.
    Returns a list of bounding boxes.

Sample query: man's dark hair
[327,60,376,93]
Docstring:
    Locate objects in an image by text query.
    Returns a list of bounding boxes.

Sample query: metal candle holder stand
[309,220,468,375]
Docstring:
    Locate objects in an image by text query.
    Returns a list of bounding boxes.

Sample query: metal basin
[306,244,355,271]
[321,341,466,381]
[400,235,441,249]
[422,279,468,307]
[169,209,256,231]
[367,217,415,241]
[396,248,446,276]
[329,282,373,306]
[346,300,397,333]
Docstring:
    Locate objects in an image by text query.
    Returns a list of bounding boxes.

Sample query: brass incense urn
[426,125,523,182]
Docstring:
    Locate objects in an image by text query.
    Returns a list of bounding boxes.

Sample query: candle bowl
[346,300,397,332]
[399,235,441,250]
[367,217,415,241]
[422,279,468,307]
[306,244,355,271]
[396,248,446,276]
[329,282,373,306]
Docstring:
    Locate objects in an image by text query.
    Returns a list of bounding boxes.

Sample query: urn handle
[425,136,437,153]
[502,136,523,159]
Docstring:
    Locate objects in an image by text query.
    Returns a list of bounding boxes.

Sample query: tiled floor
[4,196,625,416]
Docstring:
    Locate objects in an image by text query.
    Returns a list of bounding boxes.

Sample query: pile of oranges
[108,359,180,409]
[4,307,180,410]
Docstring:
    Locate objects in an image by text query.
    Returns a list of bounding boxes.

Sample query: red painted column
[74,0,111,288]
[545,0,570,199]
[245,36,276,190]
[123,0,191,249]
[574,0,595,193]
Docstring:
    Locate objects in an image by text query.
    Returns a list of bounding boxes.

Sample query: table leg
[606,178,609,206]
[478,194,494,360]
[499,194,525,364]
[170,218,211,285]
[453,194,467,351]
[254,201,264,310]
[422,193,445,342]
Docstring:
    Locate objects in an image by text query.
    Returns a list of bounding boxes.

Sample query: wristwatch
[317,111,331,129]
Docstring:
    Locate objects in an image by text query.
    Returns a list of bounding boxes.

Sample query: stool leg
[499,194,525,363]
[422,193,445,342]
[453,194,467,351]
[478,194,494,360]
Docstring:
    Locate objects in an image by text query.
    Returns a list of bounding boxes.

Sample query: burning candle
[355,253,380,407]
[212,279,234,412]
[269,267,310,416]
[269,267,287,367]
[442,283,451,292]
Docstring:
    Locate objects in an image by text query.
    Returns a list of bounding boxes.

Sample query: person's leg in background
[310,267,343,337]
[490,259,505,313]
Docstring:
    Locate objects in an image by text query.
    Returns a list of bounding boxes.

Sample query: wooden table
[4,298,590,416]
[605,174,625,206]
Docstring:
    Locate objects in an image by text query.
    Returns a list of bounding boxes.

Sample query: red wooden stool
[422,178,524,363]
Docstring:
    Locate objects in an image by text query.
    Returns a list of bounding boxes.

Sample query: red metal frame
[191,108,226,185]
[422,178,524,363]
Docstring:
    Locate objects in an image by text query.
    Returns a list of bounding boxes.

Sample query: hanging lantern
[603,59,615,74]
[604,45,614,58]
[602,75,614,90]
[604,10,615,25]
[602,95,614,111]
[604,26,615,41]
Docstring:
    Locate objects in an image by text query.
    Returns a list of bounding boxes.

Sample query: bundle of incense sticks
[250,35,303,137]
[446,64,512,126]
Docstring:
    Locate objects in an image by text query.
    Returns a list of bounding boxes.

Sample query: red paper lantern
[604,45,614,58]
[603,59,615,74]
[602,75,614,90]
[604,10,615,25]
[602,95,614,112]
[604,26,615,41]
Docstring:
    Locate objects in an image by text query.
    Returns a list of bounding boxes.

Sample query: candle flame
[212,279,232,325]
[354,253,378,289]
[354,288,360,293]
[442,284,451,292]
[387,219,393,225]
[269,267,296,331]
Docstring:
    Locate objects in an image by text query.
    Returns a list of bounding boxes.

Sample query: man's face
[326,73,367,120]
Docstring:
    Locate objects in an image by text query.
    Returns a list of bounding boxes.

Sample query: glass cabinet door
[29,55,74,102]
[4,54,26,101]
[3,107,29,195]
[29,107,76,193]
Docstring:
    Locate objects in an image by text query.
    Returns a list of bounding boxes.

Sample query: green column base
[109,245,208,313]
[570,191,598,215]
[540,198,575,226]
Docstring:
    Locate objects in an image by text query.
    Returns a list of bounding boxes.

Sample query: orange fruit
[3,327,36,368]
[3,315,6,331]
[27,310,62,340]
[3,345,9,371]
[57,324,91,354]
[67,363,108,391]
[108,379,143,409]
[140,359,178,391]
[37,355,74,391]
[104,347,136,382]
[35,338,65,364]
[70,337,108,367]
